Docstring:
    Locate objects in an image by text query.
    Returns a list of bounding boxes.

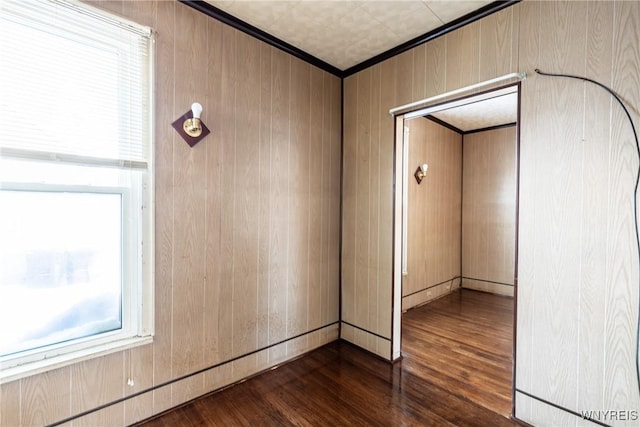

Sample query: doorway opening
[392,83,520,418]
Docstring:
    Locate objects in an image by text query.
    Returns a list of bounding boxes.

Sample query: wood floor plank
[402,289,513,417]
[138,289,514,426]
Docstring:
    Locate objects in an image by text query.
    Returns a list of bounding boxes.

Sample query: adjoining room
[399,86,518,417]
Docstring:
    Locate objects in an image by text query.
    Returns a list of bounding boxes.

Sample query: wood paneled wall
[403,118,462,311]
[342,1,519,360]
[0,1,341,425]
[342,65,395,358]
[516,2,640,425]
[461,126,516,296]
[342,1,640,425]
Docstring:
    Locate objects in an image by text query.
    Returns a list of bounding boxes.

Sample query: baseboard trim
[47,321,339,427]
[402,276,460,299]
[340,321,391,342]
[515,388,612,427]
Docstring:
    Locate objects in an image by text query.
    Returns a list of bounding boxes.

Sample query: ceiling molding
[179,0,343,77]
[424,115,464,135]
[462,122,516,135]
[180,0,520,79]
[342,0,520,77]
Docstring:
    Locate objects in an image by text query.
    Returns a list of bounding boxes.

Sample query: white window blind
[0,0,154,382]
[0,0,152,169]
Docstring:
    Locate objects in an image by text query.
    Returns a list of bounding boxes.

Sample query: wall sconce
[184,102,203,137]
[171,102,210,147]
[414,164,428,184]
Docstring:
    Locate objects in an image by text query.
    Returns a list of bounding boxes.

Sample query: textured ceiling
[430,92,518,132]
[204,0,493,70]
[404,86,518,132]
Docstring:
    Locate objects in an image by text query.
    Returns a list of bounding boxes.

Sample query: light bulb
[183,102,204,138]
[191,102,203,119]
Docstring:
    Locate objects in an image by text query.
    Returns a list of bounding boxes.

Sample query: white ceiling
[430,92,517,131]
[201,1,515,130]
[205,0,493,70]
[406,86,518,132]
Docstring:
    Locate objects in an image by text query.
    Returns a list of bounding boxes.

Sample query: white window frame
[0,0,155,383]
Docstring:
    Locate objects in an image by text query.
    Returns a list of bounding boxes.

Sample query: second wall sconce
[171,102,210,147]
[414,163,428,184]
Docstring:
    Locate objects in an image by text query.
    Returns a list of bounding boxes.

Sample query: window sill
[0,335,153,384]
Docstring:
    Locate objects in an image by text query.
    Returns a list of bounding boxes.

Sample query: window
[0,0,154,381]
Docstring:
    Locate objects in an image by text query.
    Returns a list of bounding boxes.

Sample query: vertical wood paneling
[151,1,174,409]
[218,24,237,365]
[10,1,341,425]
[203,16,224,368]
[146,0,173,413]
[90,0,123,16]
[233,30,261,356]
[408,119,426,287]
[462,127,516,295]
[367,64,382,346]
[124,393,153,427]
[577,0,613,412]
[1,381,20,427]
[20,367,70,425]
[124,338,154,423]
[17,1,640,426]
[170,5,208,405]
[605,0,640,413]
[122,0,156,28]
[528,1,586,411]
[343,2,640,426]
[287,58,311,351]
[328,75,342,326]
[510,5,519,74]
[342,58,396,357]
[425,37,446,99]
[70,353,124,426]
[513,0,539,404]
[342,75,357,328]
[403,118,462,309]
[319,72,332,336]
[516,0,639,424]
[232,32,261,369]
[444,126,462,282]
[268,48,290,364]
[202,364,233,402]
[308,66,324,345]
[256,43,273,360]
[355,68,371,334]
[444,22,480,91]
[377,58,397,341]
[412,44,427,100]
[478,6,513,81]
[395,52,414,107]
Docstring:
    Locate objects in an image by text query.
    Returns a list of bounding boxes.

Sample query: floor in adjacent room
[402,288,514,418]
[138,288,515,426]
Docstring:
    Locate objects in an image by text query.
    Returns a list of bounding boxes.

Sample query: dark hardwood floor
[138,289,515,426]
[402,288,514,418]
